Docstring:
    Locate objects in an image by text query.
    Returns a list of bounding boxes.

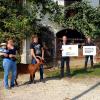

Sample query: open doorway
[37,26,55,63]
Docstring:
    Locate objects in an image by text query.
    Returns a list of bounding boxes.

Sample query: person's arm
[58,43,63,51]
[41,47,44,60]
[30,49,37,60]
[0,48,8,57]
[0,53,8,57]
[9,54,16,58]
[60,48,63,51]
[30,43,36,59]
[0,52,5,56]
[96,45,100,55]
[30,49,39,63]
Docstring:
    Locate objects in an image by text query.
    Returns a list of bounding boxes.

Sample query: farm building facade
[21,0,100,64]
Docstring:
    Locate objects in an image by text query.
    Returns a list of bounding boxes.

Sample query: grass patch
[0,66,4,80]
[0,58,4,80]
[44,64,100,78]
[0,63,100,80]
[44,69,60,78]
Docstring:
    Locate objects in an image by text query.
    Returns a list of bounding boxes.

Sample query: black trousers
[85,56,93,69]
[61,57,70,77]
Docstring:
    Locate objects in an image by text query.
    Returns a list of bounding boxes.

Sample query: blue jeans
[3,58,17,88]
[32,58,43,80]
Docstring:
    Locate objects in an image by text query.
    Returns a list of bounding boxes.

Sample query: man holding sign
[60,36,71,78]
[83,37,95,70]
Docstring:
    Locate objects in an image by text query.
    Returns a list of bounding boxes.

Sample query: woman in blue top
[2,39,17,89]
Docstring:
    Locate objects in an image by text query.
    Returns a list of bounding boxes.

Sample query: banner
[62,45,78,57]
[83,46,96,56]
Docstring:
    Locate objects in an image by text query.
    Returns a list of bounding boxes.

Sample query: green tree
[0,0,100,42]
[50,1,100,38]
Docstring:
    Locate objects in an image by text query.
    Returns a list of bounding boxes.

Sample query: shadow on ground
[93,64,100,68]
[71,69,93,77]
[71,81,100,100]
[16,77,61,87]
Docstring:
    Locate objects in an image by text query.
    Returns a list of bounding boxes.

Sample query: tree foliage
[50,1,100,38]
[0,0,100,44]
[0,0,38,42]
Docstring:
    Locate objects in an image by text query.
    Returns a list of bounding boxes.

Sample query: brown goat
[15,59,44,86]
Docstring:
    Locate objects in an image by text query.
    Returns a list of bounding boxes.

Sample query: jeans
[61,57,70,77]
[85,56,93,69]
[3,58,17,88]
[32,58,43,80]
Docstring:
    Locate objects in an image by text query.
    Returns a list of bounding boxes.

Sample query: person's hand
[60,48,63,51]
[36,58,40,63]
[42,57,44,60]
[9,54,14,58]
[98,50,100,54]
[4,53,8,57]
[0,53,4,56]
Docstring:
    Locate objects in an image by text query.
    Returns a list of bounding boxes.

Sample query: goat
[15,58,44,86]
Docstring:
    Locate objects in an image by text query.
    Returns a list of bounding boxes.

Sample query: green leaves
[51,1,100,38]
[0,0,100,43]
[0,0,35,42]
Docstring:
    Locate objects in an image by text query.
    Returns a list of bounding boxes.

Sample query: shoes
[10,84,15,88]
[60,75,64,79]
[4,86,10,90]
[28,80,36,84]
[40,79,45,83]
[66,74,71,78]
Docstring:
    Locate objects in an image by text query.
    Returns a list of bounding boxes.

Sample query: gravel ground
[0,72,100,100]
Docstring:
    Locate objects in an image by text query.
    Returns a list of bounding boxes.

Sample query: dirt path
[0,72,100,100]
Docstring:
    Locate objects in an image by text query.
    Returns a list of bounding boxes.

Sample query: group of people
[60,36,95,78]
[0,36,44,89]
[0,35,96,89]
[0,40,17,89]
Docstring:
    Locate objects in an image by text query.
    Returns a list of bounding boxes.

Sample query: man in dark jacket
[60,36,71,78]
[84,37,95,70]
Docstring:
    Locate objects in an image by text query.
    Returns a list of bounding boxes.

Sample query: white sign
[83,46,96,56]
[62,45,78,57]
